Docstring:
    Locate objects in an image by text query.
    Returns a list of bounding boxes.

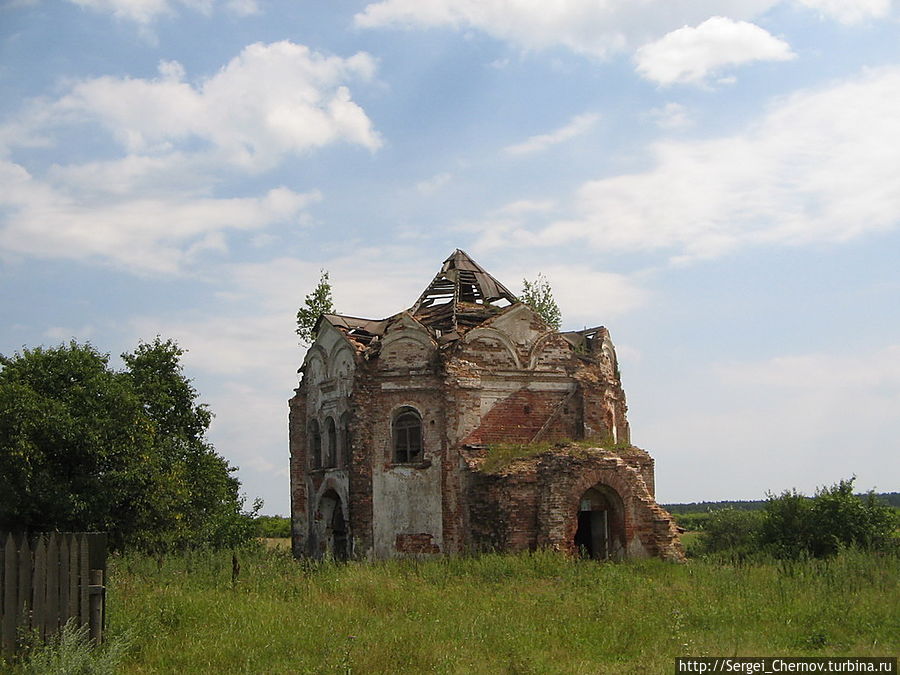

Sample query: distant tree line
[677,479,897,560]
[665,492,899,514]
[254,515,291,539]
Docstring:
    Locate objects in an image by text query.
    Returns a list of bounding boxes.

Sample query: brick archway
[573,484,626,560]
[536,458,648,556]
[317,490,348,560]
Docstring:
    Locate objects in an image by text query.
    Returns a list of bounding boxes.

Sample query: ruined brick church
[289,250,683,561]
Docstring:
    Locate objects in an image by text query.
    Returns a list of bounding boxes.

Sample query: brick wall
[466,447,683,561]
[463,388,578,445]
[394,533,441,554]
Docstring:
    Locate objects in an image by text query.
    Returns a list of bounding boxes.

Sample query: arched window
[340,411,351,467]
[325,417,337,468]
[309,419,322,469]
[393,406,423,464]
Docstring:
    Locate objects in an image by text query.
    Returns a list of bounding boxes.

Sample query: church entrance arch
[573,484,625,560]
[318,490,349,560]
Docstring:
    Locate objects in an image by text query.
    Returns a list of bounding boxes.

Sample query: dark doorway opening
[575,510,609,559]
[573,485,625,560]
[318,490,349,561]
[330,499,348,561]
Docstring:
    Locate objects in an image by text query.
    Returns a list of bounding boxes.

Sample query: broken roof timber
[410,249,517,332]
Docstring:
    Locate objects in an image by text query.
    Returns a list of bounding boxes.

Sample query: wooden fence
[0,532,107,655]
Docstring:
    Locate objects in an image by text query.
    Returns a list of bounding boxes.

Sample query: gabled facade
[289,250,683,561]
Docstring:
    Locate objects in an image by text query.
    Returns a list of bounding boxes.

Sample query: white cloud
[647,102,693,130]
[69,0,183,24]
[462,198,559,252]
[355,0,783,58]
[795,0,893,24]
[67,0,259,23]
[416,172,452,195]
[717,346,900,391]
[45,43,380,170]
[635,17,795,86]
[513,265,649,325]
[504,113,599,156]
[224,0,258,16]
[0,158,320,273]
[0,41,382,273]
[493,199,556,216]
[525,66,900,261]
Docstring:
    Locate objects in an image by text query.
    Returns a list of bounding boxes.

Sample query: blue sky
[2,0,898,515]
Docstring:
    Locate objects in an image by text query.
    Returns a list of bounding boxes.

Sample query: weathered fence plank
[68,537,79,621]
[58,535,69,634]
[46,533,59,637]
[0,532,106,656]
[79,534,90,629]
[2,533,17,653]
[18,537,32,643]
[88,569,104,646]
[32,536,47,641]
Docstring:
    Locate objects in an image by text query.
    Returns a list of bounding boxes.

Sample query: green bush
[696,508,763,558]
[254,515,291,538]
[760,489,813,558]
[671,512,711,531]
[689,478,897,561]
[761,478,897,559]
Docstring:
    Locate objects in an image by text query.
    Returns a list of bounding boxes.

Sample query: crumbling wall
[291,323,356,558]
[288,391,308,558]
[467,464,540,552]
[465,448,683,561]
[363,323,446,558]
[534,449,682,560]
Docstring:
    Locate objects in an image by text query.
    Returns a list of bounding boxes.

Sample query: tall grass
[4,619,131,674]
[93,546,899,674]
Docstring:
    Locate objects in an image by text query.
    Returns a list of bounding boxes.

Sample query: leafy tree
[520,273,562,330]
[122,338,257,550]
[759,488,812,559]
[0,339,257,551]
[296,269,335,345]
[761,478,896,559]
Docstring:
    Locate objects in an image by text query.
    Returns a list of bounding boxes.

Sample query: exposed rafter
[410,249,517,333]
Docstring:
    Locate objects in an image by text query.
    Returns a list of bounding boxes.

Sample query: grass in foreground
[13,546,898,674]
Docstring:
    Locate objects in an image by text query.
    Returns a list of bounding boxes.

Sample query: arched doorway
[573,484,625,560]
[318,490,349,560]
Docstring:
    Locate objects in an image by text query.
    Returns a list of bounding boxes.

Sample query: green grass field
[79,545,895,674]
[7,544,898,674]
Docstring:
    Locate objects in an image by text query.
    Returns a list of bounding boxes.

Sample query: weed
[12,619,131,675]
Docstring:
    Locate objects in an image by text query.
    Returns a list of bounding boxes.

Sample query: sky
[1,0,898,516]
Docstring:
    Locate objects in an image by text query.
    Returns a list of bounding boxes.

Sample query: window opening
[325,417,337,468]
[309,419,322,469]
[393,407,423,464]
[340,412,351,467]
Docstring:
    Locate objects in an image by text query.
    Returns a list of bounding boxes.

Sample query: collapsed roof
[316,250,608,357]
[410,249,517,333]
